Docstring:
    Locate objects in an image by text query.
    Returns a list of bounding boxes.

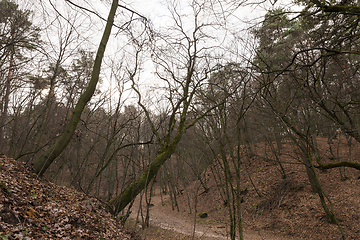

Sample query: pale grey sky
[14,0,298,109]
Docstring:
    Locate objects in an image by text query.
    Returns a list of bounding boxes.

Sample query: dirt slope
[0,154,134,239]
[1,136,360,240]
[129,189,301,240]
[127,137,360,240]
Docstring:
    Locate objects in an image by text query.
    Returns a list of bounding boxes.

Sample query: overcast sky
[14,0,298,108]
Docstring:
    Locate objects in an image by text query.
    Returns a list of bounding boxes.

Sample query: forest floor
[125,137,360,240]
[1,136,359,239]
[0,155,135,239]
[125,188,299,240]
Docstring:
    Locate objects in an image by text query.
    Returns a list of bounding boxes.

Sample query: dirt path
[129,190,301,240]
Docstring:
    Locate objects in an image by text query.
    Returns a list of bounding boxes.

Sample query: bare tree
[108,0,230,215]
[32,0,119,176]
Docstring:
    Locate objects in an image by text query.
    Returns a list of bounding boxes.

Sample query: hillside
[1,136,360,240]
[126,137,360,240]
[0,154,135,240]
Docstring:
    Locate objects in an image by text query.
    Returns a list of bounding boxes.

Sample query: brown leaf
[26,206,36,218]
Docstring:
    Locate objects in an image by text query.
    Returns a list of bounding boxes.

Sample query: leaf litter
[0,154,136,239]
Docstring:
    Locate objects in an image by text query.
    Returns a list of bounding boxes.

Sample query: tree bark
[108,133,183,215]
[32,0,119,176]
[316,161,360,170]
[0,29,15,153]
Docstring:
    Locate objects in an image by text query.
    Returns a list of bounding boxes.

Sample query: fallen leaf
[26,206,36,218]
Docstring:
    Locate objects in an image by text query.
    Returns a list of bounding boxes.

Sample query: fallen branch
[316,161,360,170]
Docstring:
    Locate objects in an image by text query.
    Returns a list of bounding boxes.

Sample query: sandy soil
[125,136,360,240]
[128,188,301,240]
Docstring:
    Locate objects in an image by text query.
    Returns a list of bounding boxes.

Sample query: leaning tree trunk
[32,0,119,176]
[108,131,184,216]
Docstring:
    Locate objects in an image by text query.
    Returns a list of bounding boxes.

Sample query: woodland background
[1,0,360,239]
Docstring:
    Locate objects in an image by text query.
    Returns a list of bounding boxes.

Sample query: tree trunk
[298,142,318,193]
[32,0,119,176]
[108,139,181,215]
[0,35,15,153]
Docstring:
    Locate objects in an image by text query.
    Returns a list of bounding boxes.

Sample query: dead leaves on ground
[0,155,133,239]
